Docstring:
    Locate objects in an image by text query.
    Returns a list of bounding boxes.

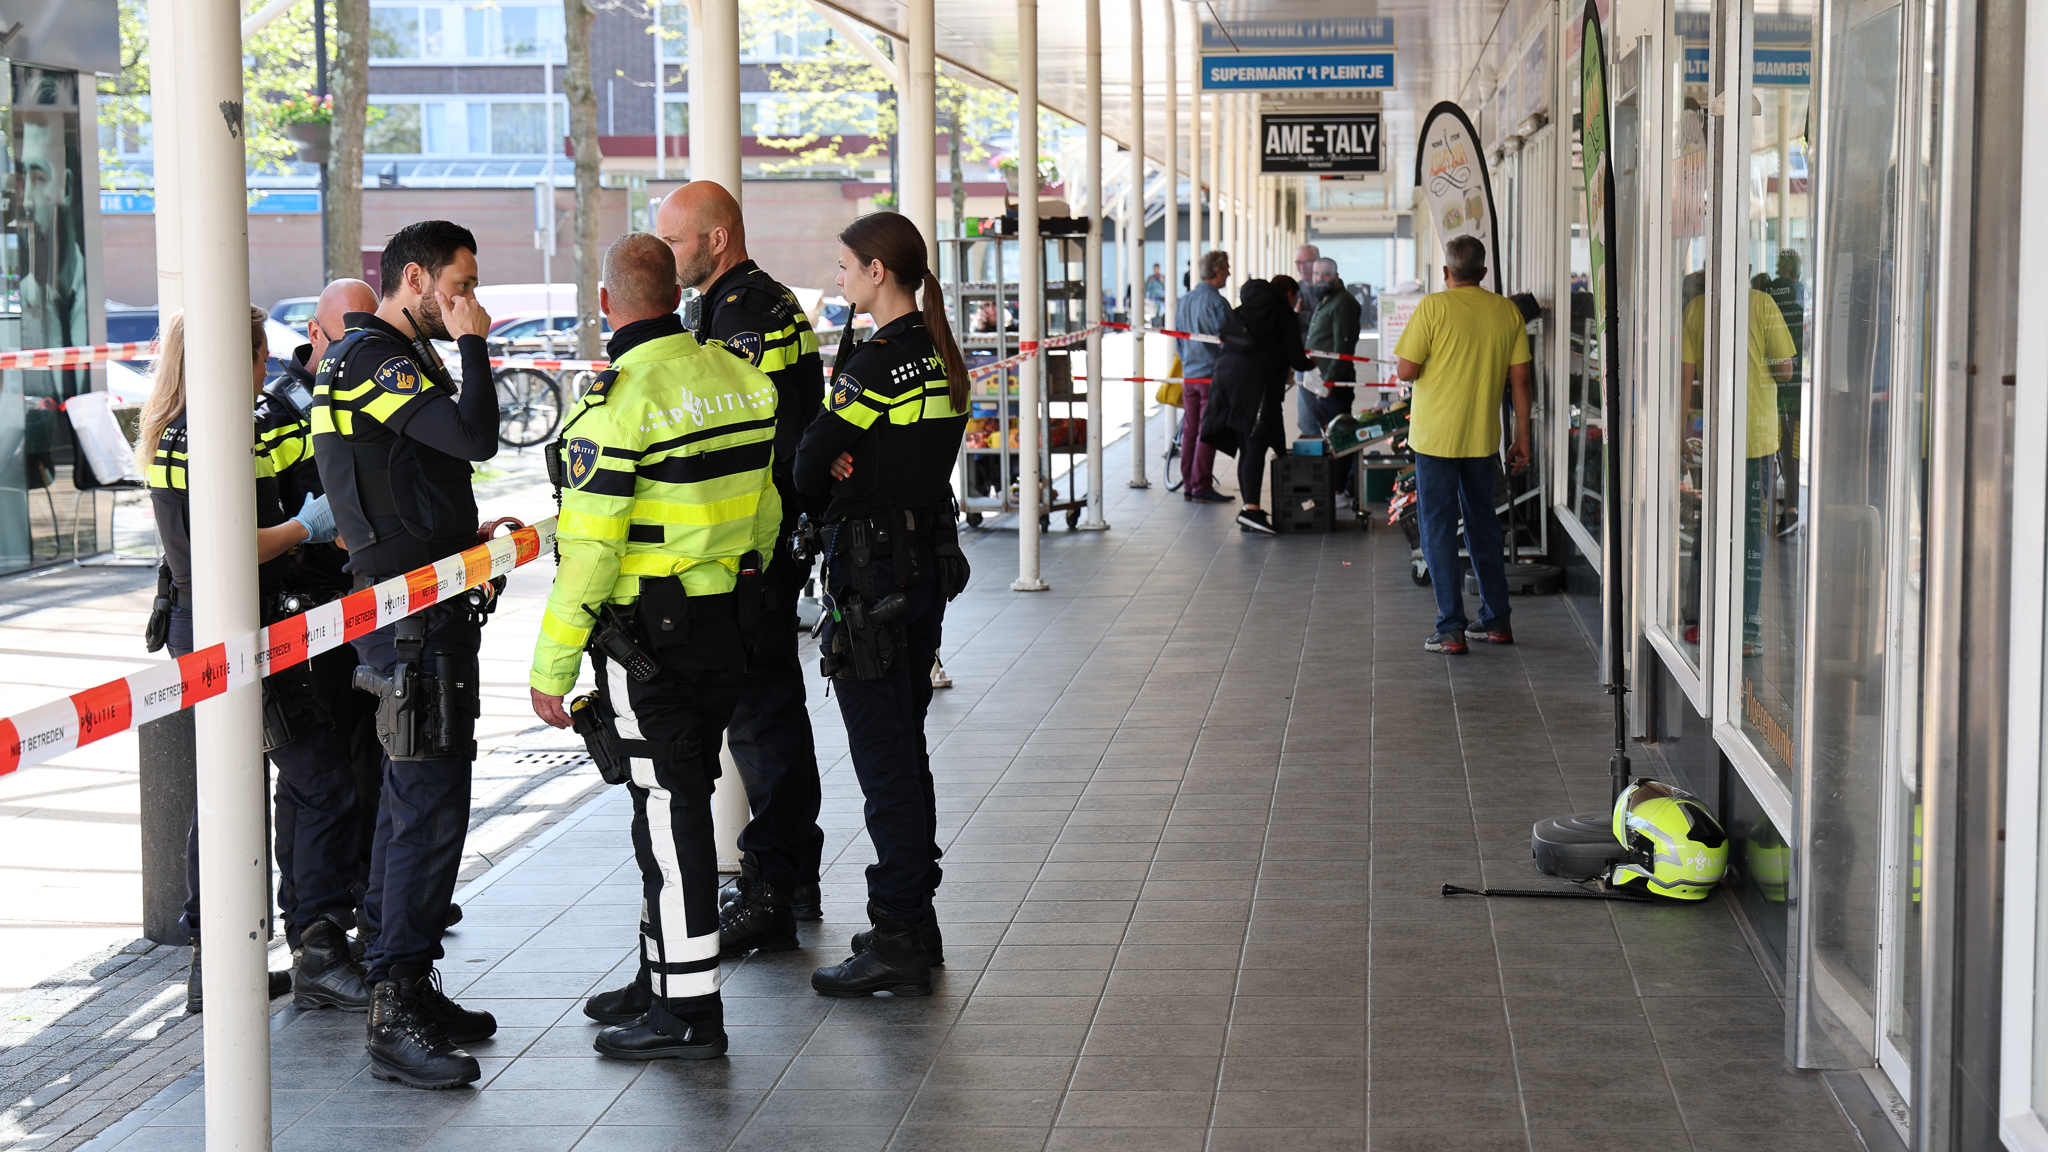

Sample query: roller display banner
[1412,102,1502,294]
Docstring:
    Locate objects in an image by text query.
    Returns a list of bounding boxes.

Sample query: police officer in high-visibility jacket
[311,220,501,1090]
[655,182,828,949]
[794,213,972,997]
[529,232,783,1061]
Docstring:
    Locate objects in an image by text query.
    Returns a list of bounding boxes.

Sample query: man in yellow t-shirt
[1394,235,1534,653]
[1679,285,1796,651]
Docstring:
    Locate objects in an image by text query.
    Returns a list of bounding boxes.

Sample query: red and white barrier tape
[0,518,556,778]
[1102,321,1396,367]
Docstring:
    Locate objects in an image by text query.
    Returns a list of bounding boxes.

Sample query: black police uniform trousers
[824,543,946,923]
[170,608,362,949]
[723,556,825,895]
[596,639,744,1006]
[351,601,480,983]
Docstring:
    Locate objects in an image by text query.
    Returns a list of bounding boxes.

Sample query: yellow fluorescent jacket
[530,330,783,695]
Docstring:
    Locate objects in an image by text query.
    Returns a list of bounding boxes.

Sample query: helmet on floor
[1607,778,1727,900]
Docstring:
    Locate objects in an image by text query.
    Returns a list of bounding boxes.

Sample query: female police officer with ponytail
[796,212,971,997]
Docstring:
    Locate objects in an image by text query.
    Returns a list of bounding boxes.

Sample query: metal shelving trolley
[939,230,1090,529]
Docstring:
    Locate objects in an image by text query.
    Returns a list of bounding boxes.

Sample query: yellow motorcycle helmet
[1608,778,1728,900]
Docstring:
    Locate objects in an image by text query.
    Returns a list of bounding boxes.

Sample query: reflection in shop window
[0,66,92,572]
[1666,1,1711,672]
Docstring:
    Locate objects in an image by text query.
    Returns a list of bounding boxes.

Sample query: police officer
[137,304,359,1014]
[655,182,827,949]
[795,213,972,997]
[311,220,500,1090]
[529,233,782,1061]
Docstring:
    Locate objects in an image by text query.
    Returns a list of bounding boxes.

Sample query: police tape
[1101,321,1395,367]
[0,518,558,779]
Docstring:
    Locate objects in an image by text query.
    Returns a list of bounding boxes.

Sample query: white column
[1126,0,1148,488]
[1080,0,1106,529]
[1013,0,1048,590]
[176,0,269,1145]
[903,0,938,272]
[653,0,666,181]
[1161,0,1178,331]
[1191,75,1204,262]
[149,0,183,314]
[690,0,742,195]
[1196,91,1212,266]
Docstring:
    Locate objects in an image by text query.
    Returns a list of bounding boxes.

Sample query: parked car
[268,296,319,335]
[103,306,303,387]
[486,311,612,358]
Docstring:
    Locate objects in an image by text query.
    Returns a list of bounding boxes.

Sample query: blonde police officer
[529,233,782,1061]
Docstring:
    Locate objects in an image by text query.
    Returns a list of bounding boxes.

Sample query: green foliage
[99,0,329,185]
[741,0,1070,175]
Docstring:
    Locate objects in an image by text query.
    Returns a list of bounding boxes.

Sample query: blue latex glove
[290,493,337,544]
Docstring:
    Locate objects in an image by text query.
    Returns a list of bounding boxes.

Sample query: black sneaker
[812,905,933,998]
[1236,508,1277,535]
[593,996,726,1061]
[366,979,480,1090]
[1424,631,1469,654]
[1464,621,1514,644]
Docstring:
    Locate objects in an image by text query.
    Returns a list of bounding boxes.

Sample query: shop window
[1563,104,1603,561]
[1662,0,1712,680]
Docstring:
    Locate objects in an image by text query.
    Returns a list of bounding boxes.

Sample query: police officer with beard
[655,183,828,950]
[311,220,499,1090]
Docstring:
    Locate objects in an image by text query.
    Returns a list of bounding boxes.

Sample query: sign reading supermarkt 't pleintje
[1261,113,1382,173]
[1202,52,1395,91]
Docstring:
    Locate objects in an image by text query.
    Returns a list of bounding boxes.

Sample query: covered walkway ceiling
[815,0,1519,188]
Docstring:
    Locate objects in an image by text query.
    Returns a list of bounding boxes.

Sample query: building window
[365,102,422,153]
[368,97,564,156]
[371,1,564,62]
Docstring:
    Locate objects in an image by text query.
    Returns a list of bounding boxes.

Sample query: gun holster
[260,666,330,753]
[568,671,695,789]
[144,563,174,653]
[820,520,908,682]
[352,616,478,762]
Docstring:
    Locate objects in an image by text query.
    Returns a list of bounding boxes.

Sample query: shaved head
[309,277,378,359]
[600,232,682,326]
[655,182,748,291]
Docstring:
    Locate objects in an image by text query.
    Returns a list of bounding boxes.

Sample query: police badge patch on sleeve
[829,375,864,412]
[373,355,422,395]
[566,438,602,488]
[725,331,764,365]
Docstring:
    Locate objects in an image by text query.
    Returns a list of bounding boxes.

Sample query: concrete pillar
[1161,0,1178,329]
[1126,0,1147,488]
[690,0,742,196]
[903,0,938,272]
[1080,0,1106,530]
[176,0,271,1143]
[1012,0,1048,591]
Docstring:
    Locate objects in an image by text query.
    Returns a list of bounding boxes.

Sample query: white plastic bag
[64,391,146,485]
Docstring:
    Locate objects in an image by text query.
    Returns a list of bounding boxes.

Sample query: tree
[564,0,602,359]
[327,0,371,284]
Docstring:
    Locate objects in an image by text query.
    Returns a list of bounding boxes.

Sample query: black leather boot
[183,943,291,1013]
[792,883,823,921]
[292,917,372,1012]
[593,994,726,1061]
[404,970,496,1044]
[584,974,655,1025]
[365,979,480,1089]
[813,905,932,997]
[719,873,799,957]
[851,914,944,967]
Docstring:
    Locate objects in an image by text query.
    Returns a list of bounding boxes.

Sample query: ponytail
[920,271,969,411]
[841,211,969,410]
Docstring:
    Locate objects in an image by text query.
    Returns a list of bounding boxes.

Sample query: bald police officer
[656,184,827,952]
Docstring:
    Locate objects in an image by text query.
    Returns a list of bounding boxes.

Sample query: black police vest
[312,330,477,577]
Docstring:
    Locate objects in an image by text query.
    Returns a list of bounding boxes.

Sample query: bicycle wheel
[496,367,563,448]
[1164,436,1183,492]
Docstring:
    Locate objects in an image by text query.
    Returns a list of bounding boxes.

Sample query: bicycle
[495,366,564,448]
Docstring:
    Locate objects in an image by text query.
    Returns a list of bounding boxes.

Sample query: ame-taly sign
[1261,113,1381,173]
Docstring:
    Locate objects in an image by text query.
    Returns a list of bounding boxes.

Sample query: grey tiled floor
[85,422,1858,1151]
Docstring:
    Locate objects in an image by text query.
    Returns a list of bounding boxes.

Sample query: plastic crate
[1271,456,1333,533]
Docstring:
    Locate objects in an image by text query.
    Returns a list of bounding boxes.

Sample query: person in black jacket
[1200,275,1314,535]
